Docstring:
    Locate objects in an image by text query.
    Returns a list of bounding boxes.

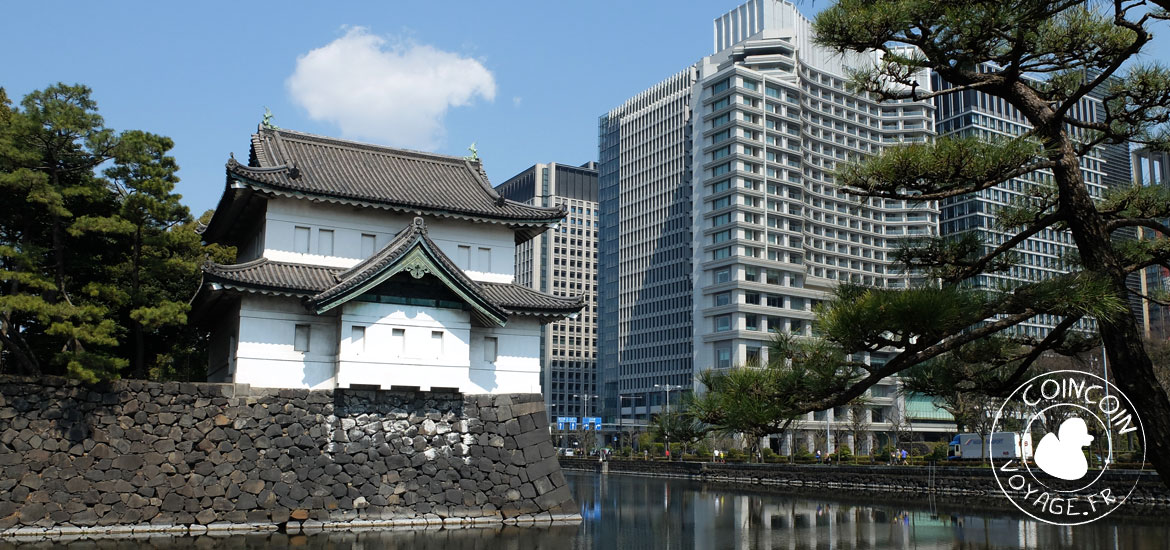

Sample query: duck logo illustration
[1033,417,1094,480]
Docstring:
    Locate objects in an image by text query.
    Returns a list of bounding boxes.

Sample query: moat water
[4,470,1168,549]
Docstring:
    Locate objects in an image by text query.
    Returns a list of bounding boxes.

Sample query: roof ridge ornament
[262,107,279,130]
[465,142,479,161]
[411,216,428,234]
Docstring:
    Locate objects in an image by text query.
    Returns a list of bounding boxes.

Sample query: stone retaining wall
[562,459,1170,506]
[0,376,576,535]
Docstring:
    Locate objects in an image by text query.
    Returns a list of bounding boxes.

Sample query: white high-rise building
[600,0,953,451]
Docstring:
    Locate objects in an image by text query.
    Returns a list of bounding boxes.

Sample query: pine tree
[100,130,194,379]
[0,84,223,382]
[0,84,123,381]
[801,1,1170,484]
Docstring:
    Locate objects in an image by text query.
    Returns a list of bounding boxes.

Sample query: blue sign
[582,417,602,430]
[557,417,579,430]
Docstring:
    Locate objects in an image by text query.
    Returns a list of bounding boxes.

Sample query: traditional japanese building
[191,126,583,392]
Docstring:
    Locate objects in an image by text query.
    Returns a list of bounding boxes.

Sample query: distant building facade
[1132,147,1170,339]
[496,163,600,422]
[192,127,582,392]
[932,71,1133,338]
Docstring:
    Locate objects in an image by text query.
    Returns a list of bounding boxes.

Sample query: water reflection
[571,471,1169,550]
[3,471,1166,549]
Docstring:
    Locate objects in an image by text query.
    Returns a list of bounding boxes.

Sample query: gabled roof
[307,217,508,326]
[202,127,565,244]
[194,217,584,324]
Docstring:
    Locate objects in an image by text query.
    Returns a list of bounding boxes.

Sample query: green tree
[0,83,223,382]
[0,83,122,381]
[101,130,195,379]
[689,332,866,461]
[650,409,708,455]
[804,1,1170,483]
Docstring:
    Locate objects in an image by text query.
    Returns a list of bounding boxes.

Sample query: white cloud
[287,27,496,150]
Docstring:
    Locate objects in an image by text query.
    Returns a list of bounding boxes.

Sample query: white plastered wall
[233,294,338,390]
[260,198,516,283]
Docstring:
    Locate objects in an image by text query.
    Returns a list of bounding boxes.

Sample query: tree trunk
[1036,101,1170,486]
[0,316,40,376]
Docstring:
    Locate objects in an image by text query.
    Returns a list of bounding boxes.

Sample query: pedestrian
[815,449,821,463]
[901,448,908,465]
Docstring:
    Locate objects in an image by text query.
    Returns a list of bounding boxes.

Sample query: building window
[432,331,444,358]
[478,247,492,272]
[351,326,365,353]
[714,292,731,307]
[294,226,310,254]
[715,345,732,369]
[361,234,377,257]
[715,268,731,283]
[745,314,758,331]
[715,315,731,332]
[746,346,761,364]
[293,324,311,352]
[392,328,405,357]
[484,337,498,362]
[318,229,334,256]
[458,245,471,269]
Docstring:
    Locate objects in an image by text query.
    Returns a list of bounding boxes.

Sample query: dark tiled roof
[200,218,583,321]
[203,258,341,295]
[479,283,584,315]
[231,127,565,223]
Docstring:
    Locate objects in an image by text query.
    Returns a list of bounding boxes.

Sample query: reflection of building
[599,0,947,443]
[1132,148,1170,340]
[193,127,582,391]
[496,163,599,421]
[570,470,1170,550]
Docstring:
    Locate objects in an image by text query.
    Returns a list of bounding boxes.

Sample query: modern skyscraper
[599,69,699,424]
[932,71,1133,338]
[497,163,600,422]
[600,0,950,450]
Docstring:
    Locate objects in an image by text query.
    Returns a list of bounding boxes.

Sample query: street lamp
[618,394,646,450]
[654,384,684,459]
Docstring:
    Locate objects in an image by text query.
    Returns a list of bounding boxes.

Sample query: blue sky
[3,1,1168,215]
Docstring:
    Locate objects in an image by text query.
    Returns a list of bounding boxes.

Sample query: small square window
[361,234,377,257]
[484,337,498,362]
[351,326,365,353]
[294,324,311,352]
[294,226,310,254]
[392,328,406,356]
[318,229,334,256]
